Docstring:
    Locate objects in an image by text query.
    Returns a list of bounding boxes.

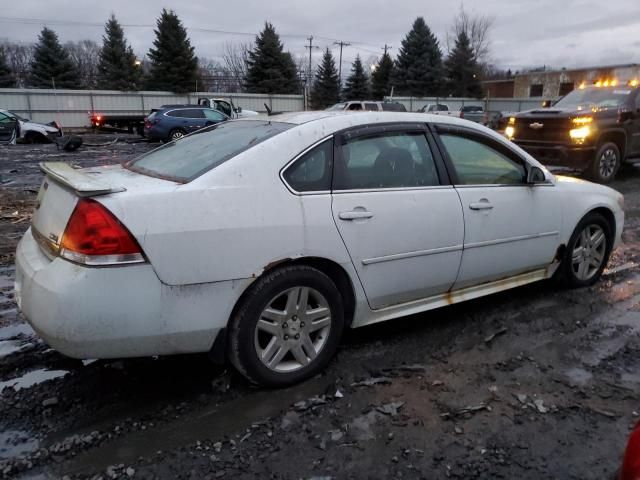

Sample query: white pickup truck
[417,103,460,116]
[196,98,259,119]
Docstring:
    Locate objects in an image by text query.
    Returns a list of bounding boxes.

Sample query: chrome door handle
[469,201,494,210]
[339,210,374,220]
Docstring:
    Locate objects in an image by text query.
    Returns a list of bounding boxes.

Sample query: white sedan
[15,112,624,386]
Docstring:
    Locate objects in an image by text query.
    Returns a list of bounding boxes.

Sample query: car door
[433,124,562,289]
[631,91,640,155]
[184,108,207,132]
[0,111,17,143]
[331,124,464,310]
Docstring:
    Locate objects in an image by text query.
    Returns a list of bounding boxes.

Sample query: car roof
[242,110,479,128]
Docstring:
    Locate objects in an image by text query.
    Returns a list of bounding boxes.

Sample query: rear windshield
[326,103,347,111]
[555,87,631,110]
[461,106,483,112]
[126,120,292,182]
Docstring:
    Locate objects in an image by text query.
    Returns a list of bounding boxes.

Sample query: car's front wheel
[586,142,620,183]
[559,212,613,287]
[228,265,344,387]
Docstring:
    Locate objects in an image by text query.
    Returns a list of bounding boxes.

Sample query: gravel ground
[1,137,639,479]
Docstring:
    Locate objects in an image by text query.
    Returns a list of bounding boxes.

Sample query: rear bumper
[515,141,595,170]
[15,228,251,359]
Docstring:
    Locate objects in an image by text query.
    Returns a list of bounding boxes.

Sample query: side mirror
[527,166,547,184]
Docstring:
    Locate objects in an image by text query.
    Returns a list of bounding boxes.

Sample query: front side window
[0,112,12,123]
[348,103,363,111]
[127,121,292,182]
[214,101,232,117]
[440,134,525,185]
[283,139,332,192]
[335,131,439,190]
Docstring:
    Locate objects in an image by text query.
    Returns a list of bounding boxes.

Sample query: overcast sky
[1,0,639,72]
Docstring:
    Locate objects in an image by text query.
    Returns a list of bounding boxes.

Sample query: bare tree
[221,41,250,92]
[65,40,101,89]
[0,41,34,87]
[447,4,494,66]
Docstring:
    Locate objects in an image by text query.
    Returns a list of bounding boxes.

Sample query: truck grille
[513,117,571,143]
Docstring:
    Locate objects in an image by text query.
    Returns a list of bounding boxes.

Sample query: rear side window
[381,103,406,112]
[127,121,292,182]
[283,139,333,192]
[335,131,439,190]
[364,103,379,111]
[439,134,525,185]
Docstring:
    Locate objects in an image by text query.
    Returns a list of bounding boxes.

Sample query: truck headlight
[505,125,515,139]
[569,125,591,141]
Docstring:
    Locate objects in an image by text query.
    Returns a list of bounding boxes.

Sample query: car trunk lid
[31,162,177,258]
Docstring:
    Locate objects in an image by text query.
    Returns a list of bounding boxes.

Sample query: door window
[364,103,379,111]
[0,112,12,123]
[348,103,363,111]
[283,139,333,192]
[439,134,526,185]
[203,109,226,121]
[214,101,232,117]
[335,131,439,190]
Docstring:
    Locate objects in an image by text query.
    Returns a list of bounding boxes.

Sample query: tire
[168,129,186,142]
[228,265,344,387]
[558,212,613,288]
[586,142,620,183]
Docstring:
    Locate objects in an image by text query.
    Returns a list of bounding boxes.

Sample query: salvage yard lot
[1,138,640,479]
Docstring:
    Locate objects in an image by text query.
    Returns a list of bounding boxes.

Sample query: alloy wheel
[571,224,607,281]
[254,286,332,373]
[598,148,618,180]
[171,131,184,141]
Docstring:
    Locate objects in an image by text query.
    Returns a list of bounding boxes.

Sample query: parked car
[326,101,406,112]
[620,421,640,480]
[459,105,487,124]
[196,97,259,119]
[506,81,640,183]
[417,103,460,116]
[16,112,624,387]
[144,106,228,142]
[0,109,62,144]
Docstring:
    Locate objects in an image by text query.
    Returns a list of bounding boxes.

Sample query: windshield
[555,87,631,110]
[8,111,26,121]
[126,120,292,182]
[326,103,346,111]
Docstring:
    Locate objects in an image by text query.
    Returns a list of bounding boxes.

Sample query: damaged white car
[15,112,624,387]
[0,109,62,144]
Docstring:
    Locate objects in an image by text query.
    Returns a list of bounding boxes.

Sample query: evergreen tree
[309,48,340,109]
[371,52,394,100]
[393,17,444,97]
[342,55,369,100]
[444,31,482,97]
[0,47,14,87]
[146,9,199,93]
[28,27,81,89]
[97,15,141,90]
[245,22,300,94]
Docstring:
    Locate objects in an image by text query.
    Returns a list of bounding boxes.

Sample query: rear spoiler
[39,162,125,197]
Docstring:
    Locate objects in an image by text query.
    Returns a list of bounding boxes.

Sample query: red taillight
[60,199,144,266]
[459,111,464,119]
[621,423,640,480]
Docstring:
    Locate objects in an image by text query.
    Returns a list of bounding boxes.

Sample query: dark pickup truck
[506,82,640,183]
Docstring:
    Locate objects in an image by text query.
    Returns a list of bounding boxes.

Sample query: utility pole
[333,40,351,86]
[305,36,314,84]
[382,44,392,56]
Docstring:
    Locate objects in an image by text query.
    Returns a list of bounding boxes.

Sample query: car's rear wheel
[586,142,620,183]
[168,129,186,142]
[228,265,344,387]
[559,212,612,288]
